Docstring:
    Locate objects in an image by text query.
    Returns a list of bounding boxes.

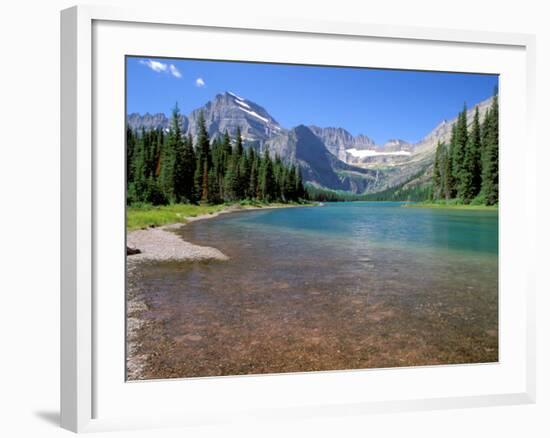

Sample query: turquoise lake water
[132,202,499,379]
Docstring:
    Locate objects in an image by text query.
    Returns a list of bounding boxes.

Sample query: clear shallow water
[129,202,498,379]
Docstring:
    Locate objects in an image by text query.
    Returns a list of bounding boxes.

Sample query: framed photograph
[61,5,536,433]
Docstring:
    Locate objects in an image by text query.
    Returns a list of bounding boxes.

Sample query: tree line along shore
[127,105,308,208]
[431,92,499,206]
[127,93,499,220]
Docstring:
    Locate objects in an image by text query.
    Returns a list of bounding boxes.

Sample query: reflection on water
[128,202,498,379]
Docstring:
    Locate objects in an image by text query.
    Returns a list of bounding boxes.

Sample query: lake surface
[130,202,498,379]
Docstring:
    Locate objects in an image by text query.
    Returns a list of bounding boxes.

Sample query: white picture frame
[60,4,537,433]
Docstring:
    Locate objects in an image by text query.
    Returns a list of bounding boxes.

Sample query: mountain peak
[226,90,246,101]
[185,91,281,143]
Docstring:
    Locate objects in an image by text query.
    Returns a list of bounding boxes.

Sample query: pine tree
[441,144,451,200]
[295,165,306,200]
[235,127,244,156]
[135,129,152,201]
[238,151,251,198]
[223,153,239,201]
[432,141,443,199]
[207,167,221,204]
[451,105,468,198]
[193,111,211,203]
[447,125,457,198]
[200,161,209,203]
[159,130,175,202]
[181,133,196,202]
[283,165,297,201]
[481,93,499,205]
[259,149,276,202]
[126,127,136,184]
[248,149,258,200]
[458,106,482,203]
[166,104,187,203]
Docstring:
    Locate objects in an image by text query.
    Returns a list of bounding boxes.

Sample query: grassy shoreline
[127,201,312,231]
[403,201,498,211]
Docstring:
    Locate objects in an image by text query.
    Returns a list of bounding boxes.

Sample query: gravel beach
[127,226,228,263]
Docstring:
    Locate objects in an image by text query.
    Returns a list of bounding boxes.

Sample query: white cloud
[139,59,181,79]
[139,59,168,73]
[195,77,206,88]
[169,64,182,78]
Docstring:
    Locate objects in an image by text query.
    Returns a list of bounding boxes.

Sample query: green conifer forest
[127,106,307,206]
[432,93,499,206]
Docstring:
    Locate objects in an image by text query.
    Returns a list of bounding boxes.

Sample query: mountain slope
[127,112,189,132]
[308,126,376,162]
[187,92,282,146]
[126,92,494,195]
[264,125,345,189]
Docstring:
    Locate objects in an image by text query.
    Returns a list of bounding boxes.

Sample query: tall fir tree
[159,128,175,202]
[259,149,276,202]
[451,105,468,197]
[223,140,240,201]
[126,127,136,183]
[432,141,443,199]
[167,104,187,203]
[481,93,499,205]
[458,106,482,203]
[238,150,251,198]
[248,148,258,200]
[193,111,212,203]
[295,165,306,200]
[440,144,451,200]
[447,125,457,198]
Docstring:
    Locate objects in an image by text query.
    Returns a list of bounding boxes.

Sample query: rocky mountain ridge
[127,92,493,194]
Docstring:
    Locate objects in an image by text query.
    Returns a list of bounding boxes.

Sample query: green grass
[127,201,313,231]
[126,204,226,230]
[404,199,498,211]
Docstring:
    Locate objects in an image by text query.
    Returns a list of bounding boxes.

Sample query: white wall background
[0,1,547,437]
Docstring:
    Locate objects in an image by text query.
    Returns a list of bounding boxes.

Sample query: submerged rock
[127,246,141,255]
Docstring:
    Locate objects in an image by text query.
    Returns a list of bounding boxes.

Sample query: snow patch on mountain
[235,99,251,109]
[228,91,245,101]
[237,106,269,123]
[346,148,412,158]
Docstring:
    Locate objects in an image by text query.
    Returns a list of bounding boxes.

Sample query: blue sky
[126,57,498,144]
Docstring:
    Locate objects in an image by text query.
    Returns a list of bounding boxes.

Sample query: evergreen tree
[283,165,297,201]
[167,104,187,203]
[200,161,209,203]
[451,105,468,197]
[295,165,306,200]
[238,150,251,198]
[194,111,212,203]
[159,129,175,202]
[481,93,499,205]
[126,127,136,183]
[458,106,482,203]
[447,125,457,198]
[181,133,196,202]
[259,149,276,202]
[207,167,221,204]
[432,141,443,199]
[223,144,240,201]
[441,144,451,200]
[235,127,244,156]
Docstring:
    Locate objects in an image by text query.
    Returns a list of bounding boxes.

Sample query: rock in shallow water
[127,246,141,255]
